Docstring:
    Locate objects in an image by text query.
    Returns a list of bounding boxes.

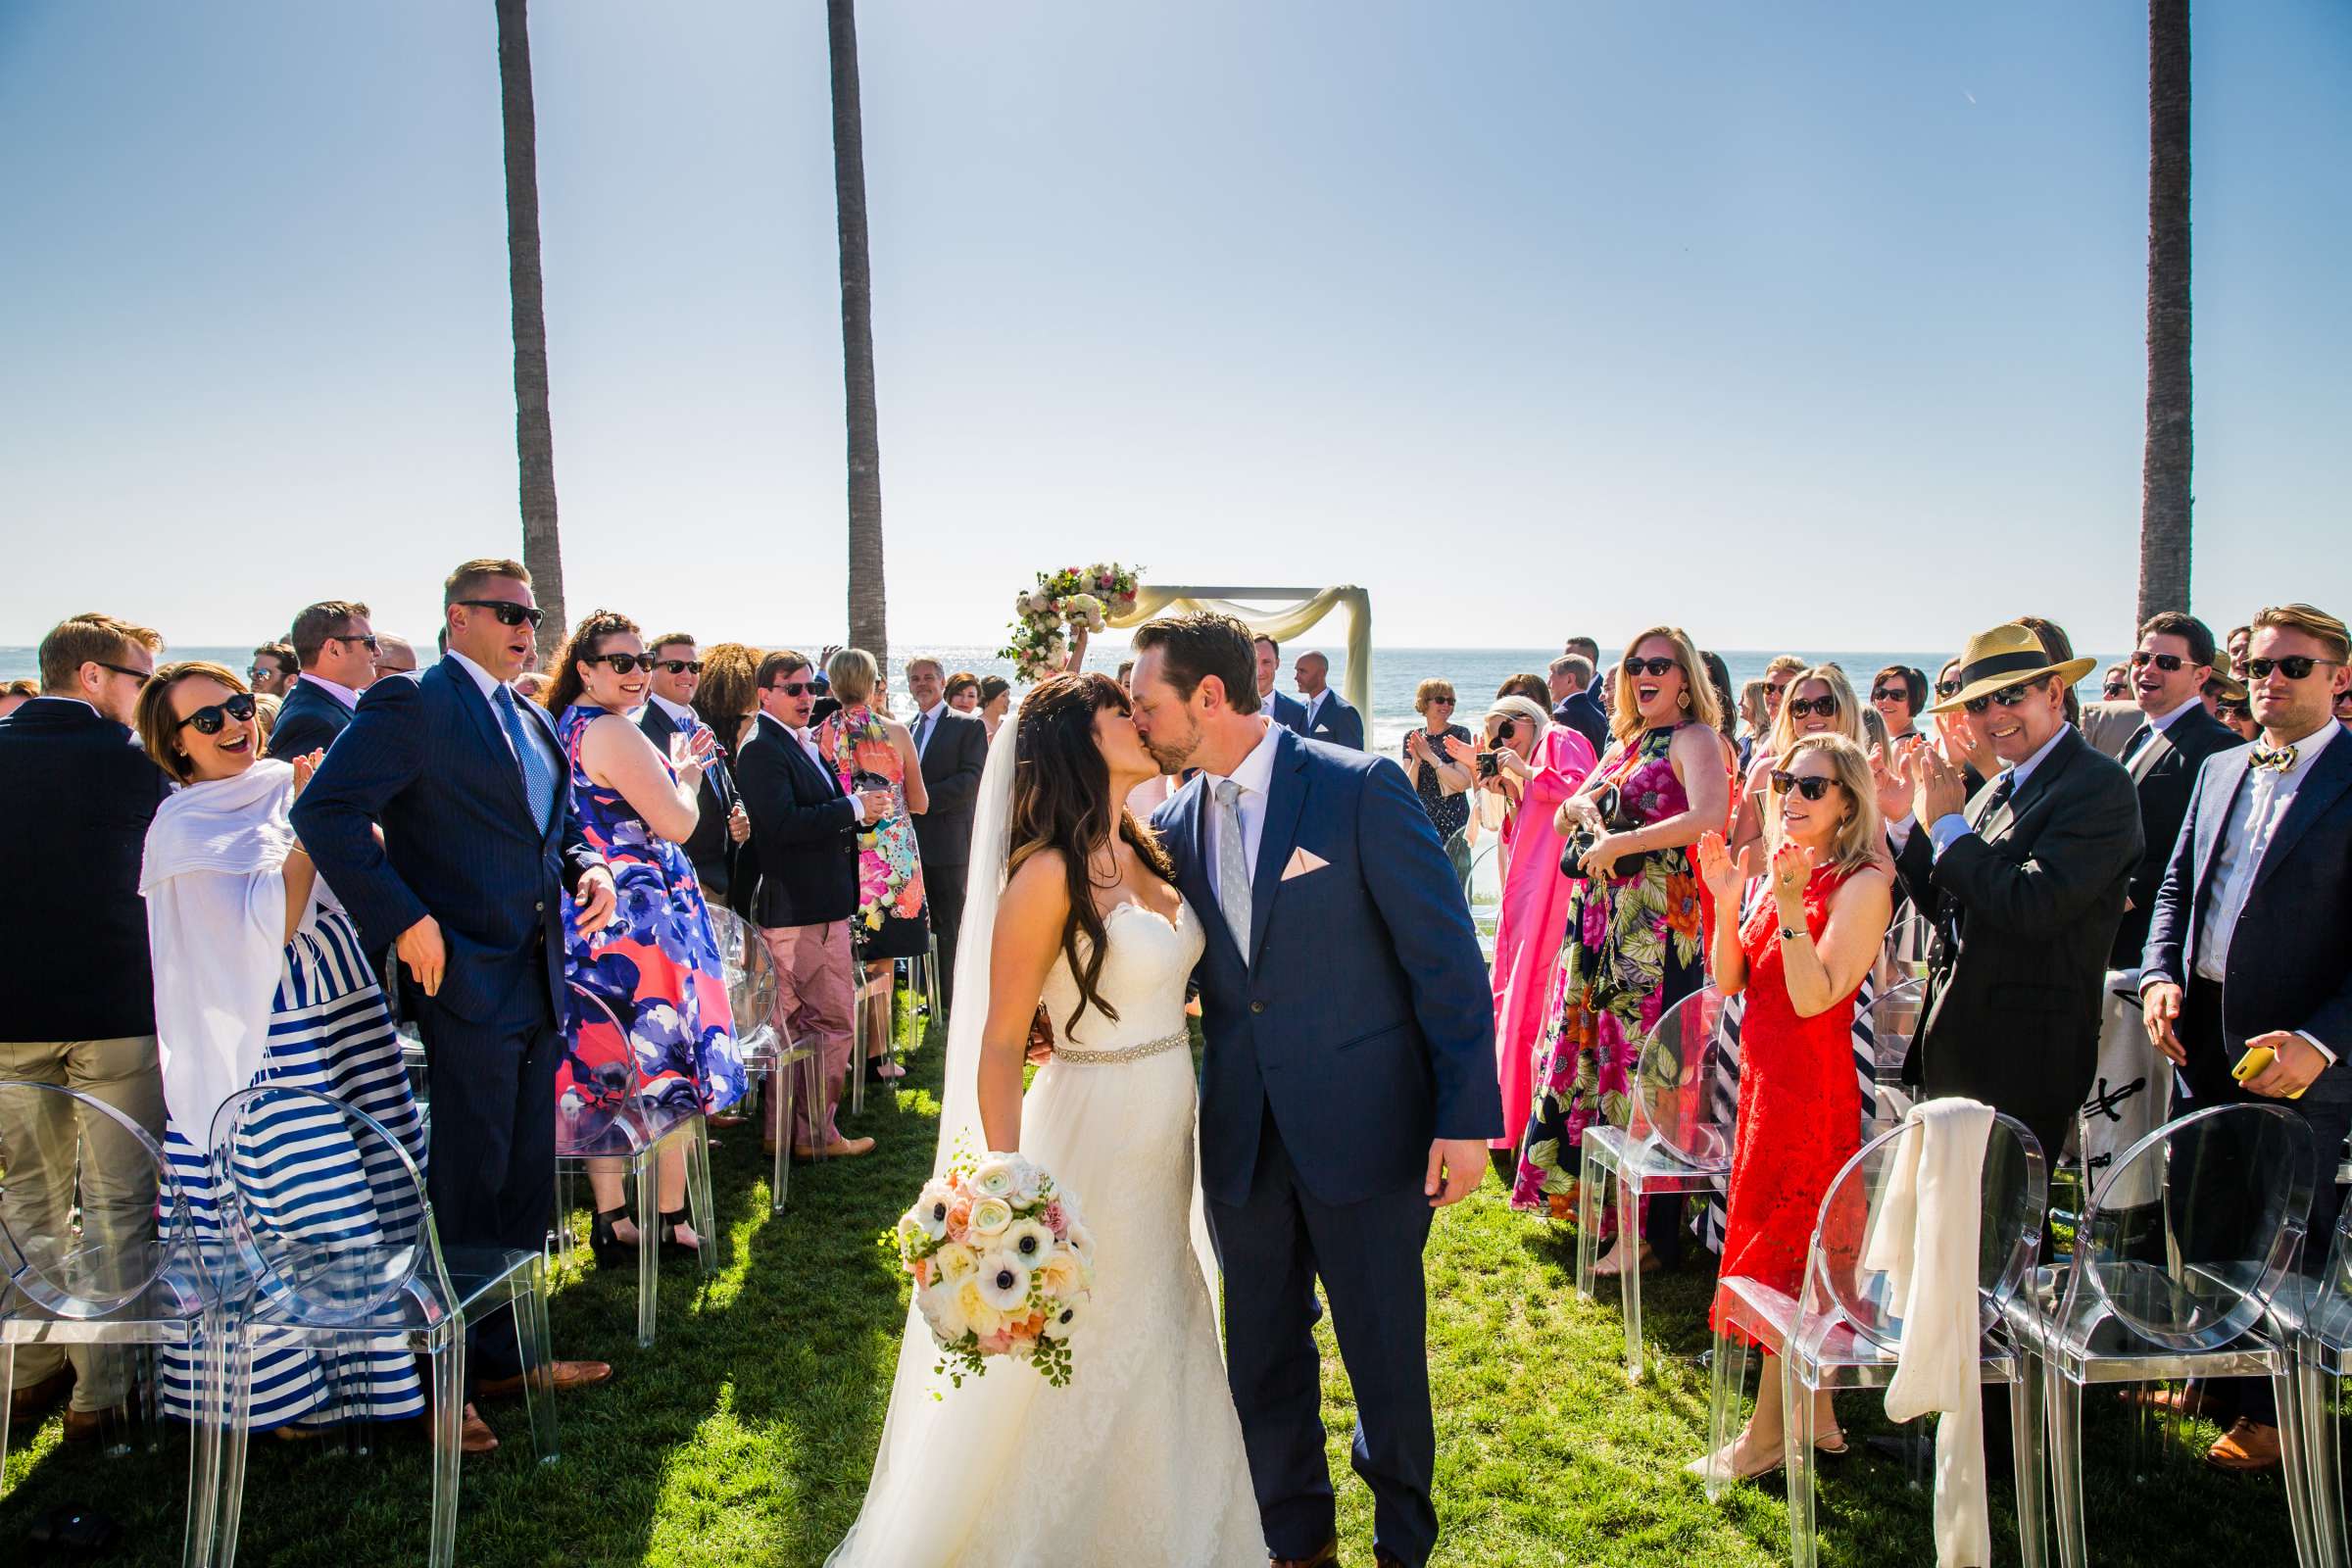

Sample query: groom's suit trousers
[1209,1104,1437,1567]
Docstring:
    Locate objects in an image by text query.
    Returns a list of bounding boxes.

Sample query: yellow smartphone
[2232,1044,2309,1100]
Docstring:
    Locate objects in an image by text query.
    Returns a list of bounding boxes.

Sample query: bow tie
[2251,745,2298,773]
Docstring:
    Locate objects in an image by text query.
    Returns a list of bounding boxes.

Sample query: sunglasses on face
[591,653,659,675]
[2130,651,2189,672]
[1786,695,1838,719]
[657,660,702,675]
[1766,681,1789,696]
[246,666,273,682]
[2103,682,2131,699]
[1770,770,1839,801]
[176,692,258,734]
[765,680,816,696]
[1623,657,1678,678]
[1871,687,1908,704]
[454,598,546,629]
[1935,678,1963,699]
[2218,702,2252,720]
[1962,681,2041,714]
[95,661,152,683]
[329,633,381,654]
[2244,656,2343,682]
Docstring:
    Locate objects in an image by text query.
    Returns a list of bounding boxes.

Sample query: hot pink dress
[1491,725,1598,1152]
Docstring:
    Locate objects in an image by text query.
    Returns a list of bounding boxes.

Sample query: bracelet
[1779,924,1809,943]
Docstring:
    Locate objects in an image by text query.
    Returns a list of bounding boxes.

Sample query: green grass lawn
[1,1013,2308,1566]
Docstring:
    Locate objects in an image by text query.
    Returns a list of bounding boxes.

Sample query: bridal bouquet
[894,1150,1095,1387]
[999,563,1142,682]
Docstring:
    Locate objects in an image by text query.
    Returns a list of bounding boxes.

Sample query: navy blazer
[0,698,172,1041]
[1152,726,1499,1207]
[639,700,741,901]
[266,677,354,760]
[1551,689,1610,758]
[1265,690,1309,736]
[291,657,603,1028]
[734,712,860,929]
[2142,725,2352,1101]
[2112,706,2243,965]
[1298,690,1365,751]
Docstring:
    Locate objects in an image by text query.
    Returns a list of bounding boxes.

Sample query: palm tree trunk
[496,0,566,661]
[2137,0,2192,623]
[827,0,888,662]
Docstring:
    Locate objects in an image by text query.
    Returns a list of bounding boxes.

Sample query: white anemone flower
[1064,1220,1097,1264]
[912,1178,957,1240]
[976,1254,1032,1314]
[1003,1218,1054,1268]
[1040,1295,1086,1341]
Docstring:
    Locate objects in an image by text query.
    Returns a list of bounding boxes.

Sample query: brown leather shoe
[793,1136,876,1161]
[2206,1417,2283,1472]
[461,1402,499,1455]
[2124,1382,2218,1418]
[475,1359,612,1400]
[9,1365,74,1421]
[59,1406,107,1444]
[1271,1540,1340,1568]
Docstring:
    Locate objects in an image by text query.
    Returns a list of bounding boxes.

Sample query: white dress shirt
[300,672,364,711]
[2194,723,2339,985]
[756,710,863,822]
[649,691,698,730]
[912,700,946,760]
[1300,690,1326,731]
[1201,718,1281,902]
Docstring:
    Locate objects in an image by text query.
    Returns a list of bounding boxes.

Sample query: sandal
[587,1204,633,1268]
[657,1207,702,1259]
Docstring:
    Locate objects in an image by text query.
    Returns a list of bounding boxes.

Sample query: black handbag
[1559,784,1652,879]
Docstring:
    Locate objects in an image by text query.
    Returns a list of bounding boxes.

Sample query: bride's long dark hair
[1009,672,1178,1035]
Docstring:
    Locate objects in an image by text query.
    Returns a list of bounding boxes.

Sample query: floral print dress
[817,702,931,961]
[1511,721,1709,1214]
[556,704,745,1116]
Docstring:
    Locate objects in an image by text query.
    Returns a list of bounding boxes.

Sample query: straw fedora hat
[1927,623,2098,714]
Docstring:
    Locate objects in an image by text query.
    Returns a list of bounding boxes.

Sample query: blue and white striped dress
[160,908,428,1428]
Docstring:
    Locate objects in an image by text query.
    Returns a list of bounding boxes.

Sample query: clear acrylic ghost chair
[1704,1109,2050,1568]
[0,1080,223,1568]
[2285,1199,2352,1566]
[906,928,944,1026]
[1875,908,1934,992]
[553,985,717,1349]
[709,906,817,1213]
[1576,986,1733,1381]
[847,952,908,1119]
[207,1083,554,1568]
[1466,838,1503,965]
[1862,978,1928,1121]
[2029,1102,2320,1568]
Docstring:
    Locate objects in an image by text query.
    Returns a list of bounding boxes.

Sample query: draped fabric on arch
[1105,585,1373,715]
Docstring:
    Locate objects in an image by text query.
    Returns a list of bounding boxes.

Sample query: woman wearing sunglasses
[133,662,428,1437]
[1686,734,1891,1479]
[1727,663,1863,866]
[542,612,746,1263]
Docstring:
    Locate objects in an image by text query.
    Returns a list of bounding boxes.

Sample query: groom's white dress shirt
[1202,718,1281,902]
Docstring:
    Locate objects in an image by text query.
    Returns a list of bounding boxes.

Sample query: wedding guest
[542,612,745,1260]
[1448,695,1596,1177]
[0,612,168,1442]
[641,632,750,909]
[907,655,988,1007]
[2016,613,2086,725]
[1548,655,1609,756]
[1929,656,1995,790]
[2102,664,2132,702]
[2141,602,2352,1472]
[1876,621,2140,1167]
[1735,681,1770,768]
[1255,635,1308,733]
[1515,625,1729,1276]
[1729,664,1863,864]
[1858,705,1890,759]
[1871,665,1928,747]
[1689,735,1891,1479]
[977,676,1012,740]
[514,670,552,703]
[293,559,617,1452]
[1564,634,1601,664]
[2226,623,2253,675]
[1700,652,1739,747]
[943,671,980,711]
[1761,655,1807,730]
[817,649,930,1085]
[0,678,36,719]
[1495,672,1549,709]
[694,642,764,757]
[269,600,377,759]
[250,691,281,748]
[1400,679,1474,888]
[2209,672,2259,741]
[134,662,427,1434]
[1295,651,1363,749]
[373,633,419,679]
[249,642,297,698]
[1115,659,1136,693]
[736,651,885,1159]
[2336,679,2352,728]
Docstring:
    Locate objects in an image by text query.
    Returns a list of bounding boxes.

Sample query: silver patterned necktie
[1214,778,1252,959]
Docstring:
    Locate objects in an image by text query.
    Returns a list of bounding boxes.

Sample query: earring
[1678,691,1690,710]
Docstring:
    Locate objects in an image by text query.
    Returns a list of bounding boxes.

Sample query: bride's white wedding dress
[827,898,1267,1566]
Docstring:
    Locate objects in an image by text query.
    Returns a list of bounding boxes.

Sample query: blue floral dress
[555,704,745,1115]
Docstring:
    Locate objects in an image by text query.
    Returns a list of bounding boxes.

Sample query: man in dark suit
[266,599,378,759]
[293,559,616,1450]
[1547,653,1609,756]
[2140,602,2352,1472]
[904,656,988,1008]
[1878,621,2142,1169]
[735,650,889,1160]
[1254,635,1309,734]
[638,633,749,907]
[1293,650,1365,751]
[0,613,169,1440]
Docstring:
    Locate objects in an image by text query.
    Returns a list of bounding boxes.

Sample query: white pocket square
[1280,847,1329,881]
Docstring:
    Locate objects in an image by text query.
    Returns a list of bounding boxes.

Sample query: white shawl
[1861,1096,1995,1568]
[139,760,315,1147]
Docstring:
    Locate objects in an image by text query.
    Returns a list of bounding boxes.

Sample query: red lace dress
[1709,862,1865,1348]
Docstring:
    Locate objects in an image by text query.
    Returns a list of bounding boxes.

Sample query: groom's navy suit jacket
[1154,725,1499,1207]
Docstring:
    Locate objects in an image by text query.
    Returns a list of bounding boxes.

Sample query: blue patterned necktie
[494,682,560,829]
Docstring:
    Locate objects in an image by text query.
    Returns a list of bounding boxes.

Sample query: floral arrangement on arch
[999,564,1142,682]
[892,1147,1095,1387]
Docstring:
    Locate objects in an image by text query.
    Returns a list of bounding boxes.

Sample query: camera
[1476,751,1501,780]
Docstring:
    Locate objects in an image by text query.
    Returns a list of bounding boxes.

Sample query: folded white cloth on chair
[1861,1096,1995,1568]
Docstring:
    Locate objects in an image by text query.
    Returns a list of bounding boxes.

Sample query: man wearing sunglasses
[294,558,618,1450]
[248,641,297,698]
[638,634,750,911]
[2138,603,2352,1472]
[1874,620,2141,1171]
[269,599,378,760]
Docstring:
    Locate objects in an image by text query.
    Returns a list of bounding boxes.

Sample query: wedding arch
[1107,585,1372,716]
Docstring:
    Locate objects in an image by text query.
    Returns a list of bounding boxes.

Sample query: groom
[1132,613,1498,1568]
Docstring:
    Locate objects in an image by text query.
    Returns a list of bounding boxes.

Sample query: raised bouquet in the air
[999,563,1142,682]
[895,1150,1094,1387]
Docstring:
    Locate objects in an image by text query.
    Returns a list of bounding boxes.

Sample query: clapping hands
[1695,829,1750,905]
[1871,739,1966,825]
[1769,840,1813,902]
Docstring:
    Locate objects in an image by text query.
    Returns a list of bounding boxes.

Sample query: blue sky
[2,1,2345,653]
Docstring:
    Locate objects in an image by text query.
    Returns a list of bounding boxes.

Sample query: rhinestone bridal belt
[1053,1026,1191,1065]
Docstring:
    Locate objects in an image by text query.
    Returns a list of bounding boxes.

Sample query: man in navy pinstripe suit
[295,558,617,1452]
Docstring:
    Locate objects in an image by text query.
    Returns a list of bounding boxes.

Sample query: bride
[827,673,1267,1566]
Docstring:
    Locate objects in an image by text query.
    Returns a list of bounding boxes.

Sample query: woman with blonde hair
[1401,676,1475,885]
[1689,733,1891,1479]
[1512,624,1729,1277]
[813,648,930,1084]
[1727,662,1863,864]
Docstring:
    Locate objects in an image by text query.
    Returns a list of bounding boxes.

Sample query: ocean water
[3,642,2127,754]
